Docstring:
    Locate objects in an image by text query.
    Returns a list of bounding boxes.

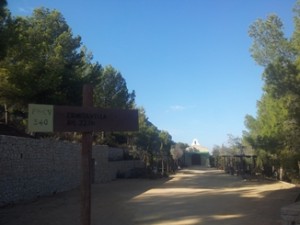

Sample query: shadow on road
[1,167,299,225]
[0,176,171,225]
[127,167,300,225]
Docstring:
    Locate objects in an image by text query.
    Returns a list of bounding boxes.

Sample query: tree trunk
[161,155,164,175]
[4,104,9,124]
[279,166,283,181]
[166,158,170,174]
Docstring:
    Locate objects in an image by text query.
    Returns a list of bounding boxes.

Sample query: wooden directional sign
[28,85,138,225]
[28,104,139,132]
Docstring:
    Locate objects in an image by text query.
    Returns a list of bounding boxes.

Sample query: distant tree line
[213,1,300,183]
[0,1,186,174]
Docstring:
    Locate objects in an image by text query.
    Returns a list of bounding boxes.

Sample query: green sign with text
[28,104,54,132]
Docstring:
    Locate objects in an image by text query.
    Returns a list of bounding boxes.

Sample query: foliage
[170,143,184,160]
[0,6,181,172]
[131,108,160,166]
[127,108,176,171]
[248,14,294,67]
[0,0,10,59]
[0,8,85,110]
[94,65,135,109]
[0,8,135,125]
[244,1,300,182]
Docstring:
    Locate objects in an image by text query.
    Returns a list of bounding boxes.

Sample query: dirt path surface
[1,167,299,225]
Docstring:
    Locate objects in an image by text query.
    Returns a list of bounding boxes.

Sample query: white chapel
[184,139,210,167]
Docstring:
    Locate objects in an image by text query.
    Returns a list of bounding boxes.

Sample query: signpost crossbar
[28,84,138,225]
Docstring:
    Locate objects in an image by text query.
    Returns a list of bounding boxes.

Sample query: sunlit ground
[129,168,295,225]
[0,168,297,225]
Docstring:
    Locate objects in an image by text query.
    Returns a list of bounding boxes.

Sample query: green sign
[28,104,54,132]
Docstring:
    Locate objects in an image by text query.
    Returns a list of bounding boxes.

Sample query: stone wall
[0,135,144,207]
[281,202,300,225]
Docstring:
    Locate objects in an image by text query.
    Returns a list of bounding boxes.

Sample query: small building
[184,139,210,167]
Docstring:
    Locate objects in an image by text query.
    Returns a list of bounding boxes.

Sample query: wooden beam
[81,84,93,225]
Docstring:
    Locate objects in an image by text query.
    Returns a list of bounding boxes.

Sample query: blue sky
[8,0,296,150]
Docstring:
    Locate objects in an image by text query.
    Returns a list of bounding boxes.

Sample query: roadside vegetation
[212,1,300,183]
[3,1,300,182]
[0,1,185,176]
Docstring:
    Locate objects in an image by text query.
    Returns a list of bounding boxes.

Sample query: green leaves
[0,5,177,160]
[0,8,84,108]
[263,58,299,98]
[245,1,300,177]
[249,14,293,67]
[94,65,135,109]
[0,0,10,59]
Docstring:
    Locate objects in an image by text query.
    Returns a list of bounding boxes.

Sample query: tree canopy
[94,65,135,109]
[244,0,300,181]
[0,8,85,109]
[0,0,10,59]
[0,5,180,172]
[0,7,136,114]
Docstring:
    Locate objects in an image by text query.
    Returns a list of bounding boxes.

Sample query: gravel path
[1,167,299,225]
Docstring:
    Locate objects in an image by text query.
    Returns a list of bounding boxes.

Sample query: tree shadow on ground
[127,168,300,225]
[0,177,171,225]
[1,168,299,225]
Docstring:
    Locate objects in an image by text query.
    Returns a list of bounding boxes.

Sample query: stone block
[281,202,300,225]
[0,135,145,206]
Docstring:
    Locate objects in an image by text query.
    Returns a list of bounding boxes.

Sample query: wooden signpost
[28,85,139,225]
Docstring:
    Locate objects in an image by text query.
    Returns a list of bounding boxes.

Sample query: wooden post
[81,84,93,225]
[27,85,138,225]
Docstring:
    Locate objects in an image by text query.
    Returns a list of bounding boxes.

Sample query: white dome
[189,138,209,153]
[191,138,200,146]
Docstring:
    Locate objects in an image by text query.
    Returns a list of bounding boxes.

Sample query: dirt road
[1,167,299,225]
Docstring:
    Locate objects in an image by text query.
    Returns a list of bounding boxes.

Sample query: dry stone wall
[281,202,300,225]
[0,135,144,207]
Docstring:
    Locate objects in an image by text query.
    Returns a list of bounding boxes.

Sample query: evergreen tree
[244,1,300,180]
[0,8,86,111]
